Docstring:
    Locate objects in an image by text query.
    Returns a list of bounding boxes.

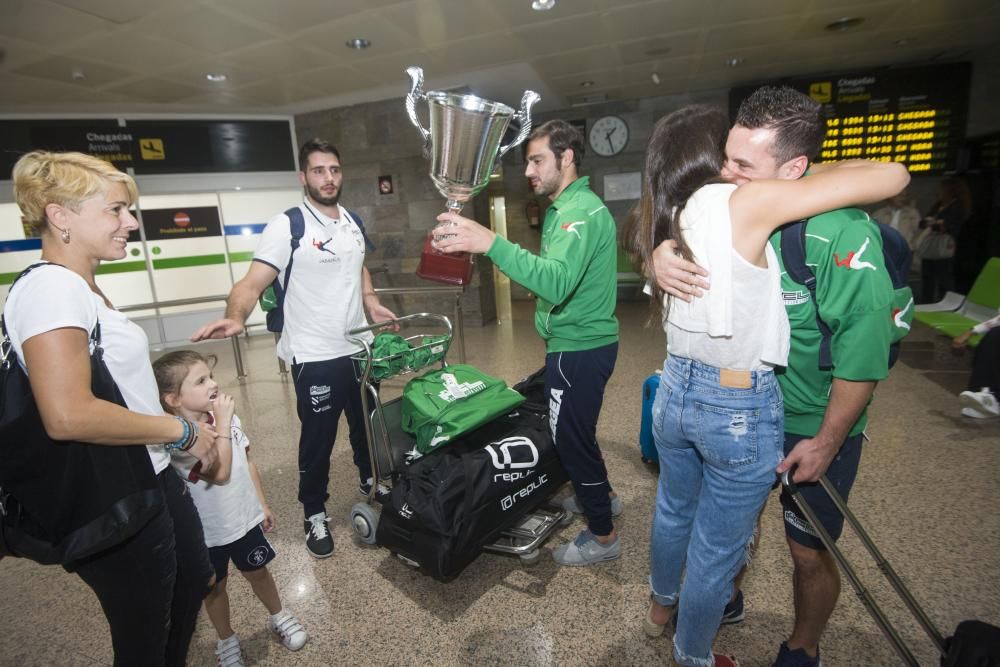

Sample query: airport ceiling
[0,0,997,116]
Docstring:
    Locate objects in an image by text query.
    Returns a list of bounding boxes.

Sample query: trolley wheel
[350,503,379,545]
[519,549,542,566]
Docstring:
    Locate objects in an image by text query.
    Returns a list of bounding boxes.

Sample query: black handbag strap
[2,262,101,351]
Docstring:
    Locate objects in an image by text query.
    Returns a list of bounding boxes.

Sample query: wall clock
[588,115,628,157]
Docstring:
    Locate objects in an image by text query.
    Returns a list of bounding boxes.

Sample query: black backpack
[780,218,914,370]
[260,206,370,333]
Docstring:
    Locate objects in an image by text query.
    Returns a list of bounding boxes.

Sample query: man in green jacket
[434,120,621,566]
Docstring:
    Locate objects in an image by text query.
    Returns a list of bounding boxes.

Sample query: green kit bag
[401,364,525,454]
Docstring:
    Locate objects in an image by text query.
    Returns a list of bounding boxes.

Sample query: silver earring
[61,229,71,244]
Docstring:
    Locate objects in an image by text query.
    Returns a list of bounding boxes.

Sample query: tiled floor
[1,301,998,666]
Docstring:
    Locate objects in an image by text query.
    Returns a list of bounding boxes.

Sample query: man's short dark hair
[298,138,341,172]
[735,86,824,165]
[524,120,585,168]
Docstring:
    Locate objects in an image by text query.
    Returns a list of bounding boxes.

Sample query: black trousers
[73,469,213,667]
[968,328,1000,395]
[292,355,372,518]
[545,342,618,536]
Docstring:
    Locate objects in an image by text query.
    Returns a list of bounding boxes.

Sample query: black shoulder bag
[0,263,163,566]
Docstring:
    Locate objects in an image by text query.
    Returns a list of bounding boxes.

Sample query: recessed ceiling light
[346,38,371,49]
[580,80,594,88]
[532,0,555,10]
[206,73,228,82]
[70,68,85,81]
[725,57,744,67]
[651,72,661,85]
[825,16,865,32]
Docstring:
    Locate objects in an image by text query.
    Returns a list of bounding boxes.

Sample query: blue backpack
[780,218,914,370]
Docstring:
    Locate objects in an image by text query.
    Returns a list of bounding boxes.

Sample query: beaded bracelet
[165,416,199,452]
[165,416,189,451]
[181,419,199,451]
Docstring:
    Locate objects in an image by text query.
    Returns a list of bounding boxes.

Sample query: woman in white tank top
[621,105,909,667]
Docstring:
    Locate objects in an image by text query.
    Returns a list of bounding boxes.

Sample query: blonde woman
[5,151,218,665]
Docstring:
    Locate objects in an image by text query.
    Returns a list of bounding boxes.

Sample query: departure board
[730,62,971,174]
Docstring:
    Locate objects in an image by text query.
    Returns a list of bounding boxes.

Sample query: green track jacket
[485,177,619,353]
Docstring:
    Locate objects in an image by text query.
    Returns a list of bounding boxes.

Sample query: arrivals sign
[730,62,971,174]
[1,119,295,176]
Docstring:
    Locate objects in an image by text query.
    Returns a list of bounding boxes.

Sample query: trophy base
[416,232,474,286]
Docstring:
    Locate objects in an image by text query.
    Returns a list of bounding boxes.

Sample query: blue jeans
[649,355,783,667]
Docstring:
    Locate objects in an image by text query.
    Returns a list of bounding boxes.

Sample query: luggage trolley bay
[347,313,570,580]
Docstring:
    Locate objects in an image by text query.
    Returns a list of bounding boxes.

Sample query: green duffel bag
[401,364,525,454]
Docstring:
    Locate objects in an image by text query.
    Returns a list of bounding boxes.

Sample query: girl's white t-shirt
[169,413,264,547]
[3,263,170,474]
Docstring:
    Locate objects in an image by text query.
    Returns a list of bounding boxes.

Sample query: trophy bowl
[405,67,540,285]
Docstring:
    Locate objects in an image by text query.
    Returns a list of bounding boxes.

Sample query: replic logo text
[485,436,538,483]
[500,474,548,511]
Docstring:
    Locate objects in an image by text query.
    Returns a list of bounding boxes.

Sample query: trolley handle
[779,468,798,492]
[779,464,946,663]
[347,312,452,338]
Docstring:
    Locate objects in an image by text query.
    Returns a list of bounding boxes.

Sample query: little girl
[153,351,307,666]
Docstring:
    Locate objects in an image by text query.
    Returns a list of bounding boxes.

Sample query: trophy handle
[405,66,431,149]
[497,90,541,160]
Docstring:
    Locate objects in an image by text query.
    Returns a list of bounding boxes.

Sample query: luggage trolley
[346,313,570,570]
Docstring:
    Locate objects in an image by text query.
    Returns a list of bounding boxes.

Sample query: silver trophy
[405,66,540,216]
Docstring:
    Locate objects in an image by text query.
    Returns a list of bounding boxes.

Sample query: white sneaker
[215,634,245,667]
[270,610,308,651]
[960,388,1000,418]
[962,407,989,419]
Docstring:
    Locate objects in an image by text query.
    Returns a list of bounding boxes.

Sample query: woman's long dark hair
[622,105,729,315]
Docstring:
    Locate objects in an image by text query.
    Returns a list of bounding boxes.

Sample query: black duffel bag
[377,371,565,581]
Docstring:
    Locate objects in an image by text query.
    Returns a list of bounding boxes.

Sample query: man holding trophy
[434,120,623,567]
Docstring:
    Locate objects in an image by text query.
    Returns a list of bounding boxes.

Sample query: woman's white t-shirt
[169,413,264,547]
[3,263,170,474]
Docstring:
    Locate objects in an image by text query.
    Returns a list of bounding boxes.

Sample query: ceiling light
[346,38,371,49]
[70,68,85,81]
[825,17,865,32]
[651,72,661,85]
[205,73,228,82]
[580,80,594,88]
[532,0,556,10]
[725,57,744,67]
